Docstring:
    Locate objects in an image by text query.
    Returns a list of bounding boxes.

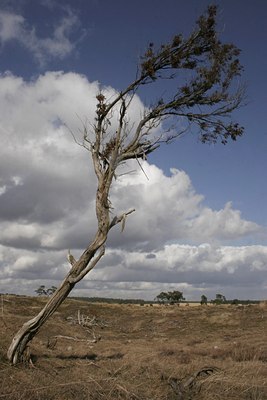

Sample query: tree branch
[109,208,136,230]
[68,246,106,284]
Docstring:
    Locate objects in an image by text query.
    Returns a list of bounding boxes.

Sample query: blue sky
[0,0,266,300]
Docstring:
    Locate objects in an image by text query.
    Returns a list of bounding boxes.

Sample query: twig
[53,335,100,343]
[116,384,142,399]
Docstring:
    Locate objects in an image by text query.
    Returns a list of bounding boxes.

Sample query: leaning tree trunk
[7,230,107,365]
[7,275,75,364]
[7,152,114,365]
[7,196,133,364]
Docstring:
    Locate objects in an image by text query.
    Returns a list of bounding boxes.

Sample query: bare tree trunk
[7,161,114,365]
[7,205,133,364]
[7,276,75,364]
[7,233,106,364]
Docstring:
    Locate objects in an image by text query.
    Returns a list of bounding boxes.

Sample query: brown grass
[0,295,266,399]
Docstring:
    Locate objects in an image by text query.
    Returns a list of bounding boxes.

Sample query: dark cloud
[0,236,41,250]
[146,253,156,259]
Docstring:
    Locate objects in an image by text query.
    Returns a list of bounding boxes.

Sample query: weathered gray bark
[7,235,103,364]
[7,276,75,364]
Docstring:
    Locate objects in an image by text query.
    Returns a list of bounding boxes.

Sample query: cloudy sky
[0,0,266,301]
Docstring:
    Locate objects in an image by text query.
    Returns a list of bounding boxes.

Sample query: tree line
[34,286,259,306]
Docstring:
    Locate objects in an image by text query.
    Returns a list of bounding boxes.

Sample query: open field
[0,295,266,399]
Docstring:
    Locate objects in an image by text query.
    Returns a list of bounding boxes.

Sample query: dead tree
[7,5,245,365]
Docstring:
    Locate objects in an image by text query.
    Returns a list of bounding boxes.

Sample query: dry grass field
[0,295,266,399]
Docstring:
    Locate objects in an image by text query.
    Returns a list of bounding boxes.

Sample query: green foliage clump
[35,285,57,296]
[211,293,227,305]
[155,290,185,304]
[200,294,208,305]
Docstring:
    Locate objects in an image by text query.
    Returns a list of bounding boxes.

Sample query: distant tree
[46,286,57,296]
[34,285,57,297]
[212,293,227,304]
[8,5,245,365]
[231,298,239,305]
[155,290,185,304]
[34,285,48,296]
[169,290,185,304]
[200,294,208,305]
[216,293,226,302]
[155,291,169,304]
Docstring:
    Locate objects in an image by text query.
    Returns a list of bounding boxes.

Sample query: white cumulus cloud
[0,71,265,300]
